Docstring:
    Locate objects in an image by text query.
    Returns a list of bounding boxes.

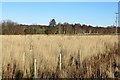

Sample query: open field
[1,35,120,78]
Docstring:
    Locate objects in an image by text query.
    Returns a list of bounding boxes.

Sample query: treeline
[0,19,120,35]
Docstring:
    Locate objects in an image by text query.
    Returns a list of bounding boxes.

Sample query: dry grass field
[1,35,120,78]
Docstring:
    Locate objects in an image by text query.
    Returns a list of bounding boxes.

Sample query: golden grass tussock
[1,35,119,78]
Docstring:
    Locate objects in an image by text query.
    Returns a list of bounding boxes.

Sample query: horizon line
[1,19,116,27]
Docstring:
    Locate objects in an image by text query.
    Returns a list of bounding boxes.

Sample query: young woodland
[0,19,120,35]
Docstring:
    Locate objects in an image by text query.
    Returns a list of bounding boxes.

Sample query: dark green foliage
[1,20,120,35]
[49,19,56,27]
[44,29,49,35]
[36,29,45,34]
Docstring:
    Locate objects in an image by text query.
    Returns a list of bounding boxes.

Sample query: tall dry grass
[0,35,2,80]
[1,35,119,78]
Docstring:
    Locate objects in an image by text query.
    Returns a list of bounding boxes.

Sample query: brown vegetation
[1,35,120,79]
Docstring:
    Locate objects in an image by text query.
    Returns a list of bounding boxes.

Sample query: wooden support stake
[79,50,82,67]
[89,64,92,78]
[109,58,114,78]
[34,59,37,78]
[23,52,25,70]
[59,53,62,71]
[78,50,80,68]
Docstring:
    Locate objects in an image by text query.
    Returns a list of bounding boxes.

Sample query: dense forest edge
[0,19,120,35]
